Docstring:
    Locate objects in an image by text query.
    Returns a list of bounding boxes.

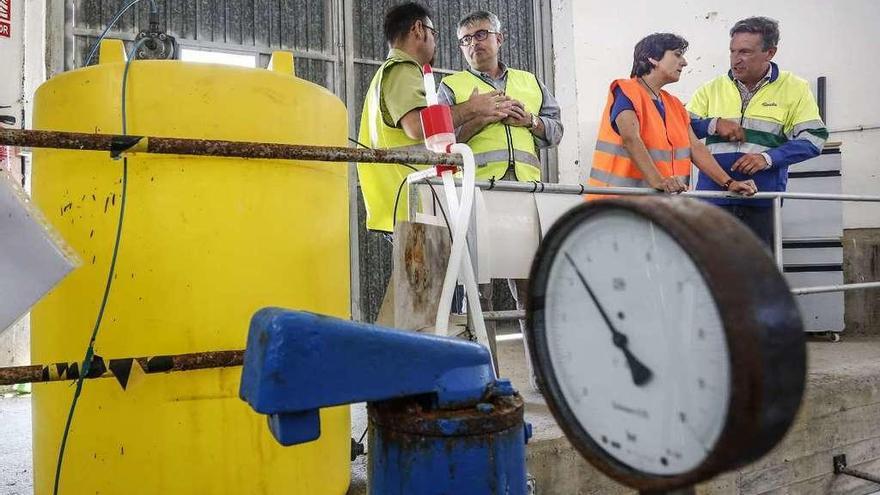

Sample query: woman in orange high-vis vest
[588,33,757,197]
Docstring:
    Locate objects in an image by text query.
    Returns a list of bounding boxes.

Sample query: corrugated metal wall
[351,0,541,323]
[68,0,543,322]
[350,0,537,124]
[71,0,339,89]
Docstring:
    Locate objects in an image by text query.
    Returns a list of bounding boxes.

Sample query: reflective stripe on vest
[589,167,690,188]
[357,55,428,232]
[442,69,543,181]
[594,140,691,162]
[706,141,770,155]
[473,149,541,168]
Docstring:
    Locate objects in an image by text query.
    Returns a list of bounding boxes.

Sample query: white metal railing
[426,178,880,298]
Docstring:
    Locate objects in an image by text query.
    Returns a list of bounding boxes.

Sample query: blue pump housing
[239,308,496,445]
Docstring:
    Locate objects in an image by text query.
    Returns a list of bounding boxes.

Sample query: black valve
[134,13,178,61]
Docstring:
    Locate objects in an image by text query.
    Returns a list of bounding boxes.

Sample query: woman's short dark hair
[384,2,432,45]
[630,33,689,78]
[730,17,779,51]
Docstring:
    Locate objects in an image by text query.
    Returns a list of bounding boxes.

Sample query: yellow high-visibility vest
[442,69,543,181]
[357,54,428,233]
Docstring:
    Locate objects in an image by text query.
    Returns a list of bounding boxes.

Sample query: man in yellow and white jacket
[688,16,827,247]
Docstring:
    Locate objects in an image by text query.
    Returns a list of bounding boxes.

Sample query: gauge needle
[563,252,654,387]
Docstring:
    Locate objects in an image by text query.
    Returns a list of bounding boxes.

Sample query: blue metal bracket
[239,308,496,446]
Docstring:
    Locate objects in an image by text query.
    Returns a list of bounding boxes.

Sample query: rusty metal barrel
[367,392,529,494]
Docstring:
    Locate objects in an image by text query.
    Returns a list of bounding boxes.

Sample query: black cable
[391,175,409,231]
[84,0,159,67]
[418,175,453,241]
[392,165,454,241]
[350,426,369,460]
[347,137,452,239]
[347,137,371,149]
[53,37,147,495]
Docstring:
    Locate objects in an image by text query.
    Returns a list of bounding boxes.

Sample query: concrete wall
[0,316,29,367]
[21,0,46,130]
[523,339,880,495]
[551,0,880,230]
[0,0,24,118]
[0,0,45,372]
[0,0,45,128]
[0,315,29,392]
[844,229,880,335]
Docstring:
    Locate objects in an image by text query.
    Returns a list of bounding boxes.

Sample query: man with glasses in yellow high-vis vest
[438,11,563,183]
[437,10,564,392]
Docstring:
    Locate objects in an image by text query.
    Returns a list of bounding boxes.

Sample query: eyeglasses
[458,29,499,47]
[424,24,439,40]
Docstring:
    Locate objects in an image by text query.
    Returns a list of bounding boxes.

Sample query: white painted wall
[552,0,880,229]
[22,1,46,130]
[0,0,25,122]
[0,0,45,129]
[0,1,45,368]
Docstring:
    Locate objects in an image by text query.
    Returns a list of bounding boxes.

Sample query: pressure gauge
[526,197,806,491]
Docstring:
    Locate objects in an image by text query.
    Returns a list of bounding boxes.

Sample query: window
[179,48,256,68]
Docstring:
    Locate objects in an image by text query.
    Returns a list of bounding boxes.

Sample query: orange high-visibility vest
[588,78,692,197]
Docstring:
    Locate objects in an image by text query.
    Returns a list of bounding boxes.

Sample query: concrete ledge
[0,316,29,395]
[699,337,880,494]
[350,335,880,494]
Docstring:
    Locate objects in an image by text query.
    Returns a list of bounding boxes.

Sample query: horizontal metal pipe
[424,178,583,195]
[5,128,879,202]
[0,349,243,387]
[482,310,526,321]
[829,125,880,134]
[838,467,880,485]
[477,281,880,316]
[427,178,880,202]
[791,281,880,295]
[0,128,463,166]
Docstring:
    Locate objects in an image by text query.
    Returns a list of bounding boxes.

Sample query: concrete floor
[0,395,32,495]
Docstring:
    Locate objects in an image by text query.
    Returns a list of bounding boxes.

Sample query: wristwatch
[528,113,539,130]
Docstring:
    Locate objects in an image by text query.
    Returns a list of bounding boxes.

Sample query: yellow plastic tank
[30,40,350,494]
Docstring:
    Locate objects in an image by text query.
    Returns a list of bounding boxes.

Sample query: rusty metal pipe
[834,454,880,485]
[0,128,464,166]
[0,349,243,388]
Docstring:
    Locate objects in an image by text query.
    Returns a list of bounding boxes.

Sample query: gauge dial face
[542,209,731,475]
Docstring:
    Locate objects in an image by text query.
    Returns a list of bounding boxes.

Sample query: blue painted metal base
[368,395,528,495]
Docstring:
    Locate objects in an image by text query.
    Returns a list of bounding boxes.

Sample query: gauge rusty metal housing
[527,196,806,492]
